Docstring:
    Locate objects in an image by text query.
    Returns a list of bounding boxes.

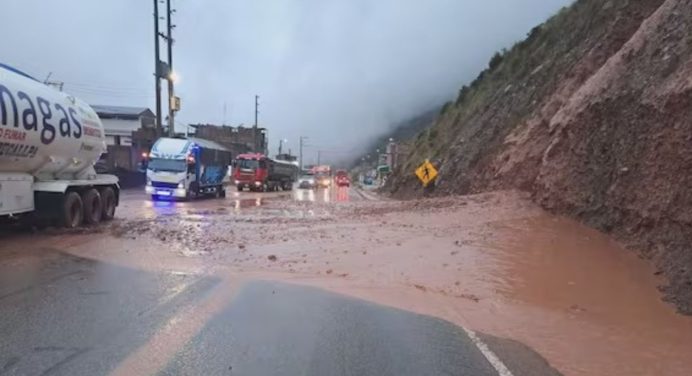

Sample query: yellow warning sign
[415,159,438,187]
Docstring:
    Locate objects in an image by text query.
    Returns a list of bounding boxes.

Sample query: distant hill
[351,107,440,168]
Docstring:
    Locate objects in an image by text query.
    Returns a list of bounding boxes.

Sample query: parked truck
[233,153,298,192]
[145,137,231,200]
[0,63,119,227]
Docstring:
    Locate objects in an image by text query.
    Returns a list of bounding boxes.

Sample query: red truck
[233,153,298,192]
[335,169,350,187]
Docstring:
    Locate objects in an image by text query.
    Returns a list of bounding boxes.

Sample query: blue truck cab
[145,137,231,200]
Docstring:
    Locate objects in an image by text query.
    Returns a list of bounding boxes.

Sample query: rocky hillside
[386,0,692,313]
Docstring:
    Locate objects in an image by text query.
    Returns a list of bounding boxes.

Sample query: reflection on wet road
[126,185,358,221]
[293,186,353,203]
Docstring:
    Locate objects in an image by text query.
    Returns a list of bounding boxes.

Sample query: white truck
[145,137,231,200]
[0,63,119,227]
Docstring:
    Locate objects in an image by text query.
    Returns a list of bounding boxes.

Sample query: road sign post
[415,159,438,187]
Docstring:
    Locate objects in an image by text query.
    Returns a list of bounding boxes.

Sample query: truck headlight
[234,180,240,185]
[146,177,152,186]
[177,181,184,188]
[254,181,262,186]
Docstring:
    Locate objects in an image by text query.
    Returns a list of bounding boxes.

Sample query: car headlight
[177,181,184,188]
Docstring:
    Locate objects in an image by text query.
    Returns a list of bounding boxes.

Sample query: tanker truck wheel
[81,188,102,225]
[100,187,117,221]
[61,192,84,228]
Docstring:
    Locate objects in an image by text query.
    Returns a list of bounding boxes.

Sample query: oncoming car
[316,175,331,188]
[297,175,317,189]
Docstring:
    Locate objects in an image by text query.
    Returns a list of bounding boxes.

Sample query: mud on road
[1,187,691,375]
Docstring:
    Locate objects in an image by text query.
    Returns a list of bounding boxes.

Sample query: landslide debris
[387,0,692,313]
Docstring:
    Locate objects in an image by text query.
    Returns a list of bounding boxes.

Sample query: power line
[63,83,151,92]
[63,86,155,96]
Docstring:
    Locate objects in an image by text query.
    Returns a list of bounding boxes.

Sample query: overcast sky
[2,0,571,163]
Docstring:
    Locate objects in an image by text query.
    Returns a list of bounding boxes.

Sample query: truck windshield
[237,159,259,170]
[148,158,186,172]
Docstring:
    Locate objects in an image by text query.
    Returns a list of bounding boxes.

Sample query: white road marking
[462,327,515,376]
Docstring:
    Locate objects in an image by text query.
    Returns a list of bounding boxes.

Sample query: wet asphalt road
[0,187,561,376]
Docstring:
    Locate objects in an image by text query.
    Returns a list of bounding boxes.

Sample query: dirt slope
[387,0,692,313]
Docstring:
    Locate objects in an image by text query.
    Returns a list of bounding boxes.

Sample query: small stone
[267,255,277,261]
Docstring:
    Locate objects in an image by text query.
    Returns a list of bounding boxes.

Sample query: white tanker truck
[0,63,119,227]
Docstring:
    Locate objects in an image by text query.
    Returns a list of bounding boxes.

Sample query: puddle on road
[234,198,263,209]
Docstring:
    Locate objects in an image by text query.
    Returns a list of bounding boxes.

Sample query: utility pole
[317,150,321,165]
[299,136,308,171]
[166,0,176,137]
[153,0,162,130]
[278,139,287,156]
[253,95,259,152]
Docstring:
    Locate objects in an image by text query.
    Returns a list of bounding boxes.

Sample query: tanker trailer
[0,63,119,227]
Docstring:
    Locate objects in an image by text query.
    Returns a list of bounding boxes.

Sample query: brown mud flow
[2,189,690,376]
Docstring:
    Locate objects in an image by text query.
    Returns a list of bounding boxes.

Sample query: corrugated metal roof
[91,105,154,118]
[187,137,230,152]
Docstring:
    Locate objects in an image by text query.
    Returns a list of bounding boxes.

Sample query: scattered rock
[457,293,480,302]
[267,255,277,262]
[414,284,427,292]
[326,269,333,274]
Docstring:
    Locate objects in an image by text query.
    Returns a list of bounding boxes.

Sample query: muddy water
[452,213,692,375]
[4,189,690,376]
[250,192,692,376]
